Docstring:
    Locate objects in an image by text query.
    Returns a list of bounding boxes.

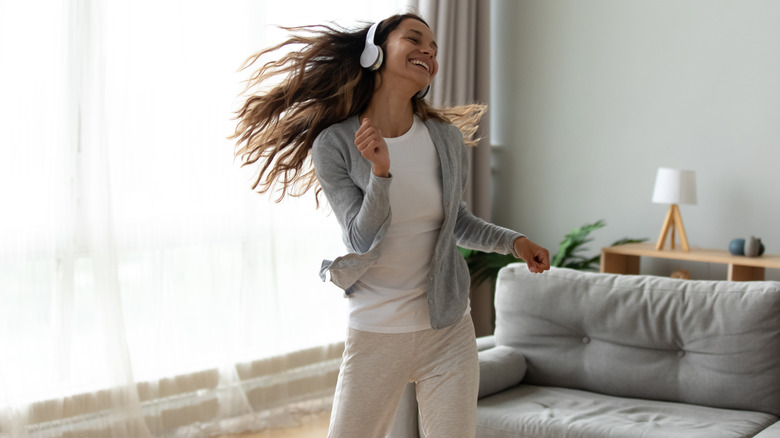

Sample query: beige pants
[327,314,479,438]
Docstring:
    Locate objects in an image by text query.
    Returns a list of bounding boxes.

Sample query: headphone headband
[366,22,378,46]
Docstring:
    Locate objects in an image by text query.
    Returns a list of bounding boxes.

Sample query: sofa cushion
[494,266,780,416]
[476,384,778,438]
[752,420,780,437]
[478,346,526,399]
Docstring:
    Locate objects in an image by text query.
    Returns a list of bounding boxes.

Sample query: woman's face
[381,18,439,94]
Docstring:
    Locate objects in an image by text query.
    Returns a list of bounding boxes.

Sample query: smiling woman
[0,0,410,436]
[231,9,550,437]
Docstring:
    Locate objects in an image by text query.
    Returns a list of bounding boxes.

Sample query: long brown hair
[231,13,485,202]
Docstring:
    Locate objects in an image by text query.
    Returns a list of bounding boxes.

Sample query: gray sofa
[390,266,780,437]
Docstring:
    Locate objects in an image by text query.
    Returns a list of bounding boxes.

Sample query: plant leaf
[552,220,606,267]
[610,238,647,246]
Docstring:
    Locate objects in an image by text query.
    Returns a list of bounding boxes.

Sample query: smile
[410,59,430,72]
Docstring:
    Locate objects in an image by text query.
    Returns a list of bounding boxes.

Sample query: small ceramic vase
[729,238,745,256]
[744,236,760,257]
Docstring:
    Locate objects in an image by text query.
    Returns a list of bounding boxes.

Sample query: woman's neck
[361,87,415,138]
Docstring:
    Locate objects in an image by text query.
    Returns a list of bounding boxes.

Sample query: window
[0,0,411,433]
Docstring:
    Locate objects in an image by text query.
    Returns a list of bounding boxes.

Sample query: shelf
[600,243,780,281]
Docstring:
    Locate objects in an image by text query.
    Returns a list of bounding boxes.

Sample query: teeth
[411,59,430,71]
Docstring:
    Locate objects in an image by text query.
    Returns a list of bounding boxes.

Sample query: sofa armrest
[478,345,526,399]
[476,335,496,351]
[753,421,780,438]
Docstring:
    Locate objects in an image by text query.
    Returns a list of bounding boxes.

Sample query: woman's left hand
[513,237,551,274]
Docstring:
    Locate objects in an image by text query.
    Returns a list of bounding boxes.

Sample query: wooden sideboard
[600,242,780,281]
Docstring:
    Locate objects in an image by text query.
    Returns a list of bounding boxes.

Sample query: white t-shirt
[348,116,444,333]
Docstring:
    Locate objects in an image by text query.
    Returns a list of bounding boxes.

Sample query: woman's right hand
[355,118,390,177]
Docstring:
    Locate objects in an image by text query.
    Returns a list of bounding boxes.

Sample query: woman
[233,12,550,438]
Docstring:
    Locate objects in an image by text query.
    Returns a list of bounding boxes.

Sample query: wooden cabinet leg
[601,251,640,275]
[728,264,765,281]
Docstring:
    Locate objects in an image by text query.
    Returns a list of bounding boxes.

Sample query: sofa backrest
[494,266,780,416]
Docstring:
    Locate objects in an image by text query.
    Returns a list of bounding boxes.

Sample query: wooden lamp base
[655,203,690,252]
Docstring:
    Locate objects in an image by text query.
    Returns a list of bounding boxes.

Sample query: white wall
[491,0,780,280]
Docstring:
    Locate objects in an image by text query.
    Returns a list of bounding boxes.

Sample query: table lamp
[652,167,697,252]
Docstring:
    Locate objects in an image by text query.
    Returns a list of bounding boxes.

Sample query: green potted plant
[459,219,646,287]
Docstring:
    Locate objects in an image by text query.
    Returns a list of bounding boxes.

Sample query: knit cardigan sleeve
[311,119,392,255]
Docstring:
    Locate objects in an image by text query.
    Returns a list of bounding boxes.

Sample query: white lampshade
[652,168,697,205]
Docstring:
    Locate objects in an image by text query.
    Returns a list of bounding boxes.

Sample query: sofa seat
[477,384,777,438]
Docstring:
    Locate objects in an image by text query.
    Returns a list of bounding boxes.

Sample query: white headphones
[360,22,383,71]
[359,21,431,99]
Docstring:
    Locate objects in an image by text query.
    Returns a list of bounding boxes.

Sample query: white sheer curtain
[0,1,409,437]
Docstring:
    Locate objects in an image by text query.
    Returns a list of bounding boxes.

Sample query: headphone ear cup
[361,44,383,71]
[372,46,383,71]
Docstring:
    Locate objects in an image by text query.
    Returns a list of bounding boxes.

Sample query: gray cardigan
[312,116,522,329]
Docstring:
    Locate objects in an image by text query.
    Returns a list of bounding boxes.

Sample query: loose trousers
[327,314,479,438]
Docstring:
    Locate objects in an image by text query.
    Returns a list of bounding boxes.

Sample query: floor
[216,412,330,438]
